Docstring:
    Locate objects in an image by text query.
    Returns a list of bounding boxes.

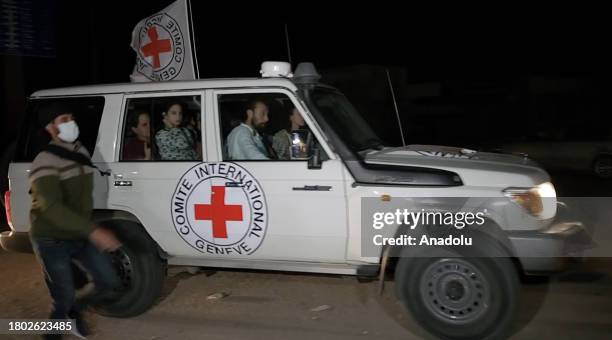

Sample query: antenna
[284,24,292,64]
[386,68,406,146]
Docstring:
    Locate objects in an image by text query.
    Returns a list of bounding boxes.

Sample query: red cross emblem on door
[194,186,243,239]
[140,26,172,69]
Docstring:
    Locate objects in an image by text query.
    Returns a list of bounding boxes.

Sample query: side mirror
[308,148,322,169]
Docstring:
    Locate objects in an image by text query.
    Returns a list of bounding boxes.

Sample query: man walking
[29,104,122,339]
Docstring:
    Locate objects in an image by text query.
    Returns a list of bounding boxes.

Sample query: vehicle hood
[364,145,550,187]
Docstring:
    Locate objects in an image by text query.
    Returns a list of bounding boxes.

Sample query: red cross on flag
[130,0,199,82]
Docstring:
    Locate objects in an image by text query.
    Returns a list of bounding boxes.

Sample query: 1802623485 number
[2,320,73,334]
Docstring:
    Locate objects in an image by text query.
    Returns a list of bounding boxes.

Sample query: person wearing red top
[123,112,151,160]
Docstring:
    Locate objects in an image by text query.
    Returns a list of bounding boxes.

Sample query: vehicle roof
[30,78,299,98]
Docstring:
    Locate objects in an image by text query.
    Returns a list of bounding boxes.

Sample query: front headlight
[504,182,557,220]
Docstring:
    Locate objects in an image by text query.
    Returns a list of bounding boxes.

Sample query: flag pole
[187,0,199,78]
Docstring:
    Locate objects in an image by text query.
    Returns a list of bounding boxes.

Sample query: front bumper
[0,231,33,253]
[508,202,594,274]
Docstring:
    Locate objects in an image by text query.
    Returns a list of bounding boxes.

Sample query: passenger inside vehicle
[225,98,273,160]
[122,111,151,160]
[155,101,200,161]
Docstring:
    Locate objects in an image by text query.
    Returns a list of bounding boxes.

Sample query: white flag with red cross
[130,0,199,82]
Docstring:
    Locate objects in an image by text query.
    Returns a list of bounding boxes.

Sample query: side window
[218,93,325,161]
[14,96,105,162]
[121,95,202,161]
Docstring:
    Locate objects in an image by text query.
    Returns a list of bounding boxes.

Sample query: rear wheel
[92,221,166,318]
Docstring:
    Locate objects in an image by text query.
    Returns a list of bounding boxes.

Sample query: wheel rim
[420,258,491,324]
[595,158,612,178]
[110,247,134,289]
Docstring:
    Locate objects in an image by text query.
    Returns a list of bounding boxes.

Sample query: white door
[198,89,349,262]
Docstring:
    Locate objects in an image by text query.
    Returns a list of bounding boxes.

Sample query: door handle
[292,185,332,191]
[114,180,133,187]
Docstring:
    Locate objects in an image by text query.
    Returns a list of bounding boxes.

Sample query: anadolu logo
[136,13,185,81]
[171,162,268,255]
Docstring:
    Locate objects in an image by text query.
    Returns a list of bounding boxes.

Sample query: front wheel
[395,246,519,339]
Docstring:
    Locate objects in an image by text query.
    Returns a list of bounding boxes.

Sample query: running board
[167,257,377,276]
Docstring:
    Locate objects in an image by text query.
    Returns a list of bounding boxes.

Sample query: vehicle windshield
[303,87,384,153]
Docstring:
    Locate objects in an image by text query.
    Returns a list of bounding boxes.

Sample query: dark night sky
[12,1,612,86]
[2,1,611,148]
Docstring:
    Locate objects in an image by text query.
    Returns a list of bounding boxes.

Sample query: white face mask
[57,120,80,143]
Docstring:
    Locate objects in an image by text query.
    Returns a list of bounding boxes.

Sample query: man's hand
[89,227,122,252]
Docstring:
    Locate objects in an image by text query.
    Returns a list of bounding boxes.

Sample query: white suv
[1,62,589,339]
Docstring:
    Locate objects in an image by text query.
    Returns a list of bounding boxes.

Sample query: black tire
[395,242,519,340]
[593,155,612,179]
[92,221,167,318]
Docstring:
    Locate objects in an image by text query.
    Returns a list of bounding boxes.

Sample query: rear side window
[120,95,202,161]
[13,96,105,162]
